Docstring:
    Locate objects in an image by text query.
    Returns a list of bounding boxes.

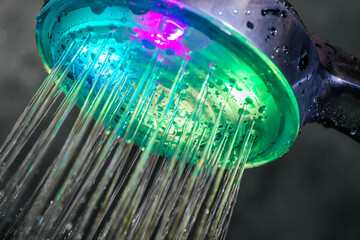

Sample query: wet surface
[0,0,359,239]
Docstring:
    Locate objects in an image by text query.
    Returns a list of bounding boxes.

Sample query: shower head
[36,0,360,167]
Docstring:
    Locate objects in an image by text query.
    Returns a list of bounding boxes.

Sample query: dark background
[0,0,359,239]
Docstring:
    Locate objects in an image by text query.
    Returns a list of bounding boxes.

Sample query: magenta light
[133,11,189,56]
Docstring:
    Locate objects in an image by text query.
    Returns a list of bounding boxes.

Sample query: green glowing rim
[243,39,301,167]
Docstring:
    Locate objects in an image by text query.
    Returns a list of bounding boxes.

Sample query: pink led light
[133,11,189,56]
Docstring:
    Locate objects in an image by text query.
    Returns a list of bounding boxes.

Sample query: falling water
[0,33,256,239]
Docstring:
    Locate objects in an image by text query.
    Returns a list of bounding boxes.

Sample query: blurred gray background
[0,0,359,239]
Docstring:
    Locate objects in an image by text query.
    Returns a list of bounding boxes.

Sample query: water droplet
[270,27,277,36]
[114,28,132,43]
[120,17,127,24]
[244,10,251,15]
[228,78,236,85]
[66,223,73,231]
[233,10,238,14]
[165,48,175,56]
[245,97,253,105]
[244,110,250,116]
[282,2,296,13]
[261,9,287,18]
[298,49,309,71]
[142,39,156,49]
[283,46,289,54]
[182,29,211,51]
[128,5,149,15]
[90,0,107,15]
[215,79,223,86]
[222,85,229,92]
[235,84,243,91]
[258,106,266,113]
[247,21,254,29]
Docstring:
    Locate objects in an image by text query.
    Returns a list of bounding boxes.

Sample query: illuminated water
[0,38,255,239]
[0,2,299,239]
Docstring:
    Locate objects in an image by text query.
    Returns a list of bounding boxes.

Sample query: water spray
[0,0,359,239]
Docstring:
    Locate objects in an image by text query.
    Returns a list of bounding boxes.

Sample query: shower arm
[41,0,360,141]
[309,37,360,142]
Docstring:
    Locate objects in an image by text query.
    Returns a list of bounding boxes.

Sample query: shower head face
[36,0,300,167]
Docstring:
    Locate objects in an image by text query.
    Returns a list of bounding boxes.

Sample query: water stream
[0,36,255,240]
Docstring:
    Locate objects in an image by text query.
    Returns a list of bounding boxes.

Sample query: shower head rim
[37,0,301,167]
